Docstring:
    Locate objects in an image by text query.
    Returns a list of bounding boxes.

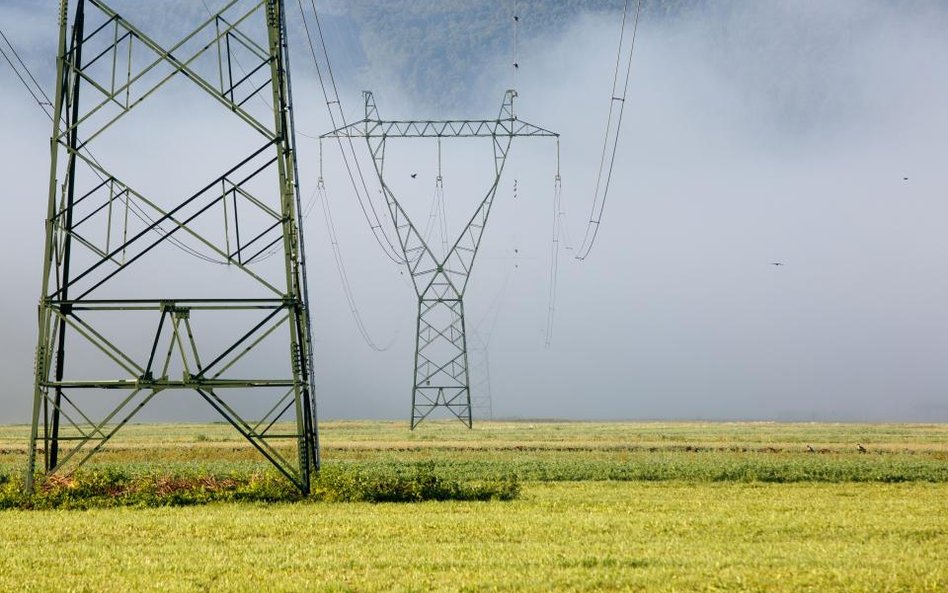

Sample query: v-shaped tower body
[324,91,557,428]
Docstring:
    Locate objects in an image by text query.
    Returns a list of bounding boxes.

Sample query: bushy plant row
[330,454,948,484]
[0,464,520,510]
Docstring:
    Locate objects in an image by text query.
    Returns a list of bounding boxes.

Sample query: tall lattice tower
[27,0,318,492]
[324,90,557,428]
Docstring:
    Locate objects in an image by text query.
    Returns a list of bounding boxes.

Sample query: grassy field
[0,421,946,592]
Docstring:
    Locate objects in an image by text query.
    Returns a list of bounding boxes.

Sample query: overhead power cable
[308,0,404,264]
[279,3,399,353]
[0,27,53,118]
[317,175,393,352]
[296,0,406,265]
[421,177,446,250]
[474,257,514,351]
[511,5,521,88]
[420,139,450,256]
[545,144,563,347]
[575,0,643,260]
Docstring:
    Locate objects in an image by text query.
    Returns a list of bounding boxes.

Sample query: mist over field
[1,0,947,422]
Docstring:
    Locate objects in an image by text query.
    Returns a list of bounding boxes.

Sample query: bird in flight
[770,262,784,266]
[410,173,417,179]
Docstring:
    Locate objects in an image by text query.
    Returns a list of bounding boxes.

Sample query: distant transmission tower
[27,0,318,492]
[323,90,556,428]
[467,331,494,421]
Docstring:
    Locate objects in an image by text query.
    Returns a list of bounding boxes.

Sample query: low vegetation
[0,481,944,592]
[0,421,944,591]
[0,464,519,510]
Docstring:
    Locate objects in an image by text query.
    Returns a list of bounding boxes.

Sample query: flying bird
[410,173,417,179]
[513,15,519,22]
[903,177,909,181]
[770,262,784,266]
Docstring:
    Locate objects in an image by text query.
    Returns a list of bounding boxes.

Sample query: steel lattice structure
[324,90,557,428]
[27,0,319,492]
[468,334,494,421]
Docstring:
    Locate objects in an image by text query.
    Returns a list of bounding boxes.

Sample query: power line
[421,177,444,246]
[575,0,643,260]
[309,0,406,264]
[316,176,394,352]
[420,139,451,256]
[545,171,563,348]
[0,29,51,104]
[510,3,520,89]
[296,0,406,265]
[0,28,53,118]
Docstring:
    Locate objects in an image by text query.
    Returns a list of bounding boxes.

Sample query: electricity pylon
[323,90,556,428]
[27,0,318,492]
[468,331,494,421]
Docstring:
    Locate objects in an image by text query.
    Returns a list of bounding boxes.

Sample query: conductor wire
[575,0,643,260]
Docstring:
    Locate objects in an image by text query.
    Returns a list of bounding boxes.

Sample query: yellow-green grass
[1,422,946,591]
[2,421,946,484]
[5,420,948,451]
[0,481,945,592]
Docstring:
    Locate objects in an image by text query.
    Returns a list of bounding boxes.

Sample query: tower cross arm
[320,117,558,139]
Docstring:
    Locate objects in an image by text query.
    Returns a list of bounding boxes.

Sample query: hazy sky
[1,0,947,424]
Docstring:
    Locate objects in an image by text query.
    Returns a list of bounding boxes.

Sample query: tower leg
[411,298,472,428]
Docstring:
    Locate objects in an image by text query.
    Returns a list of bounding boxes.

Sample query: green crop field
[0,421,946,592]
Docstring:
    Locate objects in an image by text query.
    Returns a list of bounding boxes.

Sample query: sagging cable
[317,176,394,352]
[575,0,643,260]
